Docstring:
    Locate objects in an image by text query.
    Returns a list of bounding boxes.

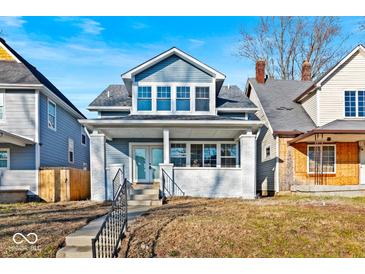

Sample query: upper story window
[157,86,171,111]
[68,138,74,164]
[344,90,365,118]
[81,127,87,146]
[137,86,152,111]
[0,91,4,121]
[176,86,190,111]
[47,99,56,130]
[0,148,9,169]
[195,87,210,111]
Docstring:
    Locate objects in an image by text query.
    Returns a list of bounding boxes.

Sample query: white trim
[122,47,225,80]
[217,107,258,113]
[0,84,43,89]
[275,136,279,192]
[0,89,5,123]
[0,148,10,170]
[316,89,321,126]
[47,98,57,131]
[34,90,40,195]
[0,42,21,63]
[307,144,337,175]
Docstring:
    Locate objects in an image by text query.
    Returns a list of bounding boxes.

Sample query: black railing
[161,168,185,197]
[112,167,124,199]
[92,169,129,258]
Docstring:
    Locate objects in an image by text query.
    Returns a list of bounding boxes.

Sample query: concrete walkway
[56,205,153,258]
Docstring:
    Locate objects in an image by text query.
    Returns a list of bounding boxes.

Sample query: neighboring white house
[80,47,263,202]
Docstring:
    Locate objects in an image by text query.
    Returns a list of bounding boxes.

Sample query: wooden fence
[39,167,90,202]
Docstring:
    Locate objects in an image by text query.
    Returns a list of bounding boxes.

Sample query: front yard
[0,201,109,258]
[120,195,365,258]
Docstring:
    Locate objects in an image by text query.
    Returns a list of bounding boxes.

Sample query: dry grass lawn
[0,201,109,258]
[120,195,365,258]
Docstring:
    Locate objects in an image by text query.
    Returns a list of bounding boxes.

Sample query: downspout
[275,135,280,193]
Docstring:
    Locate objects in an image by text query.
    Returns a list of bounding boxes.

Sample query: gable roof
[295,44,365,102]
[248,78,315,133]
[0,37,85,118]
[216,85,257,110]
[122,47,225,80]
[88,84,131,109]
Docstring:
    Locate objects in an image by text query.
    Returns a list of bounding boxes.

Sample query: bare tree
[238,17,348,80]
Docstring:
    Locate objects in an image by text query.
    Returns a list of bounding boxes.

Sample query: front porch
[83,118,261,201]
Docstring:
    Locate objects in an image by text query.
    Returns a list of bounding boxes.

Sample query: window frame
[265,145,271,159]
[307,144,336,175]
[0,148,10,170]
[68,138,75,164]
[81,127,87,146]
[195,86,210,112]
[170,143,187,167]
[176,86,191,112]
[220,143,238,168]
[47,98,57,131]
[344,90,365,118]
[0,90,5,122]
[156,86,172,111]
[137,86,152,111]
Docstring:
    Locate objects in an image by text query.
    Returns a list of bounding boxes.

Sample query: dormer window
[195,87,210,111]
[137,86,152,111]
[176,86,190,111]
[157,86,171,111]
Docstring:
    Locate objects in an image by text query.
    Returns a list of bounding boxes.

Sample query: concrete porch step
[130,193,159,200]
[56,246,92,258]
[128,200,162,206]
[132,188,160,195]
[132,183,160,190]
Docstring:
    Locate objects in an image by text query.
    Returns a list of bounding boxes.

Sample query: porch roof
[288,119,365,144]
[0,129,35,146]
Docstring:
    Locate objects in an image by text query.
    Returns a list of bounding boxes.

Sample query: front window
[0,149,9,169]
[190,144,203,167]
[195,87,210,111]
[0,91,4,120]
[48,99,56,130]
[221,144,237,167]
[204,144,217,167]
[170,144,186,167]
[68,138,74,164]
[358,91,365,117]
[308,145,335,174]
[176,86,190,111]
[137,86,152,111]
[157,86,171,111]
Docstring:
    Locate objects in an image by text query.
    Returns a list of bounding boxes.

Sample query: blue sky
[0,16,364,117]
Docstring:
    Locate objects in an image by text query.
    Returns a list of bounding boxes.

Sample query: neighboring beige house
[246,44,365,196]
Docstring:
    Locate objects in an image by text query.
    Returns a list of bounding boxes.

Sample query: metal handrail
[161,168,185,197]
[92,168,129,258]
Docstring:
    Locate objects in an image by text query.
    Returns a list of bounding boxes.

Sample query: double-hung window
[48,99,56,130]
[221,144,237,167]
[190,144,217,167]
[68,138,74,164]
[0,91,4,121]
[81,127,87,146]
[176,86,190,111]
[157,86,171,111]
[170,144,187,167]
[137,86,152,111]
[0,148,9,169]
[344,90,365,117]
[195,87,210,111]
[308,145,336,174]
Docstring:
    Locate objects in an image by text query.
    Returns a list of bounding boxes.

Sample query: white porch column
[90,132,107,201]
[163,128,170,164]
[239,130,257,199]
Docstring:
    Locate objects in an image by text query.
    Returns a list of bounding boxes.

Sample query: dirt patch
[119,196,365,258]
[0,201,109,258]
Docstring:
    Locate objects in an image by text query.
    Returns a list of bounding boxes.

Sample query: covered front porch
[287,125,365,195]
[82,118,261,201]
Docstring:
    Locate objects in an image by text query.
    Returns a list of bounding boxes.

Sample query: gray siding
[39,93,89,169]
[135,55,213,83]
[2,89,36,140]
[0,143,35,169]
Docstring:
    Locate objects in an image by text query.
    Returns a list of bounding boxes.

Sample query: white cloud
[0,16,26,28]
[188,38,205,48]
[77,18,104,35]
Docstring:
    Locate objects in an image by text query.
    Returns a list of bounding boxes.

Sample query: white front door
[133,145,163,183]
[360,143,365,184]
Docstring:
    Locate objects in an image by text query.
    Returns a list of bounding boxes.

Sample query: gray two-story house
[80,47,263,203]
[0,38,89,200]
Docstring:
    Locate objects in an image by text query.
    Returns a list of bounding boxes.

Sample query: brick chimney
[256,60,266,84]
[301,60,312,81]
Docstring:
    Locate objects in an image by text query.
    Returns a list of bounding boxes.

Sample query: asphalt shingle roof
[318,119,365,130]
[0,38,85,118]
[249,78,315,132]
[92,114,255,121]
[89,84,257,110]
